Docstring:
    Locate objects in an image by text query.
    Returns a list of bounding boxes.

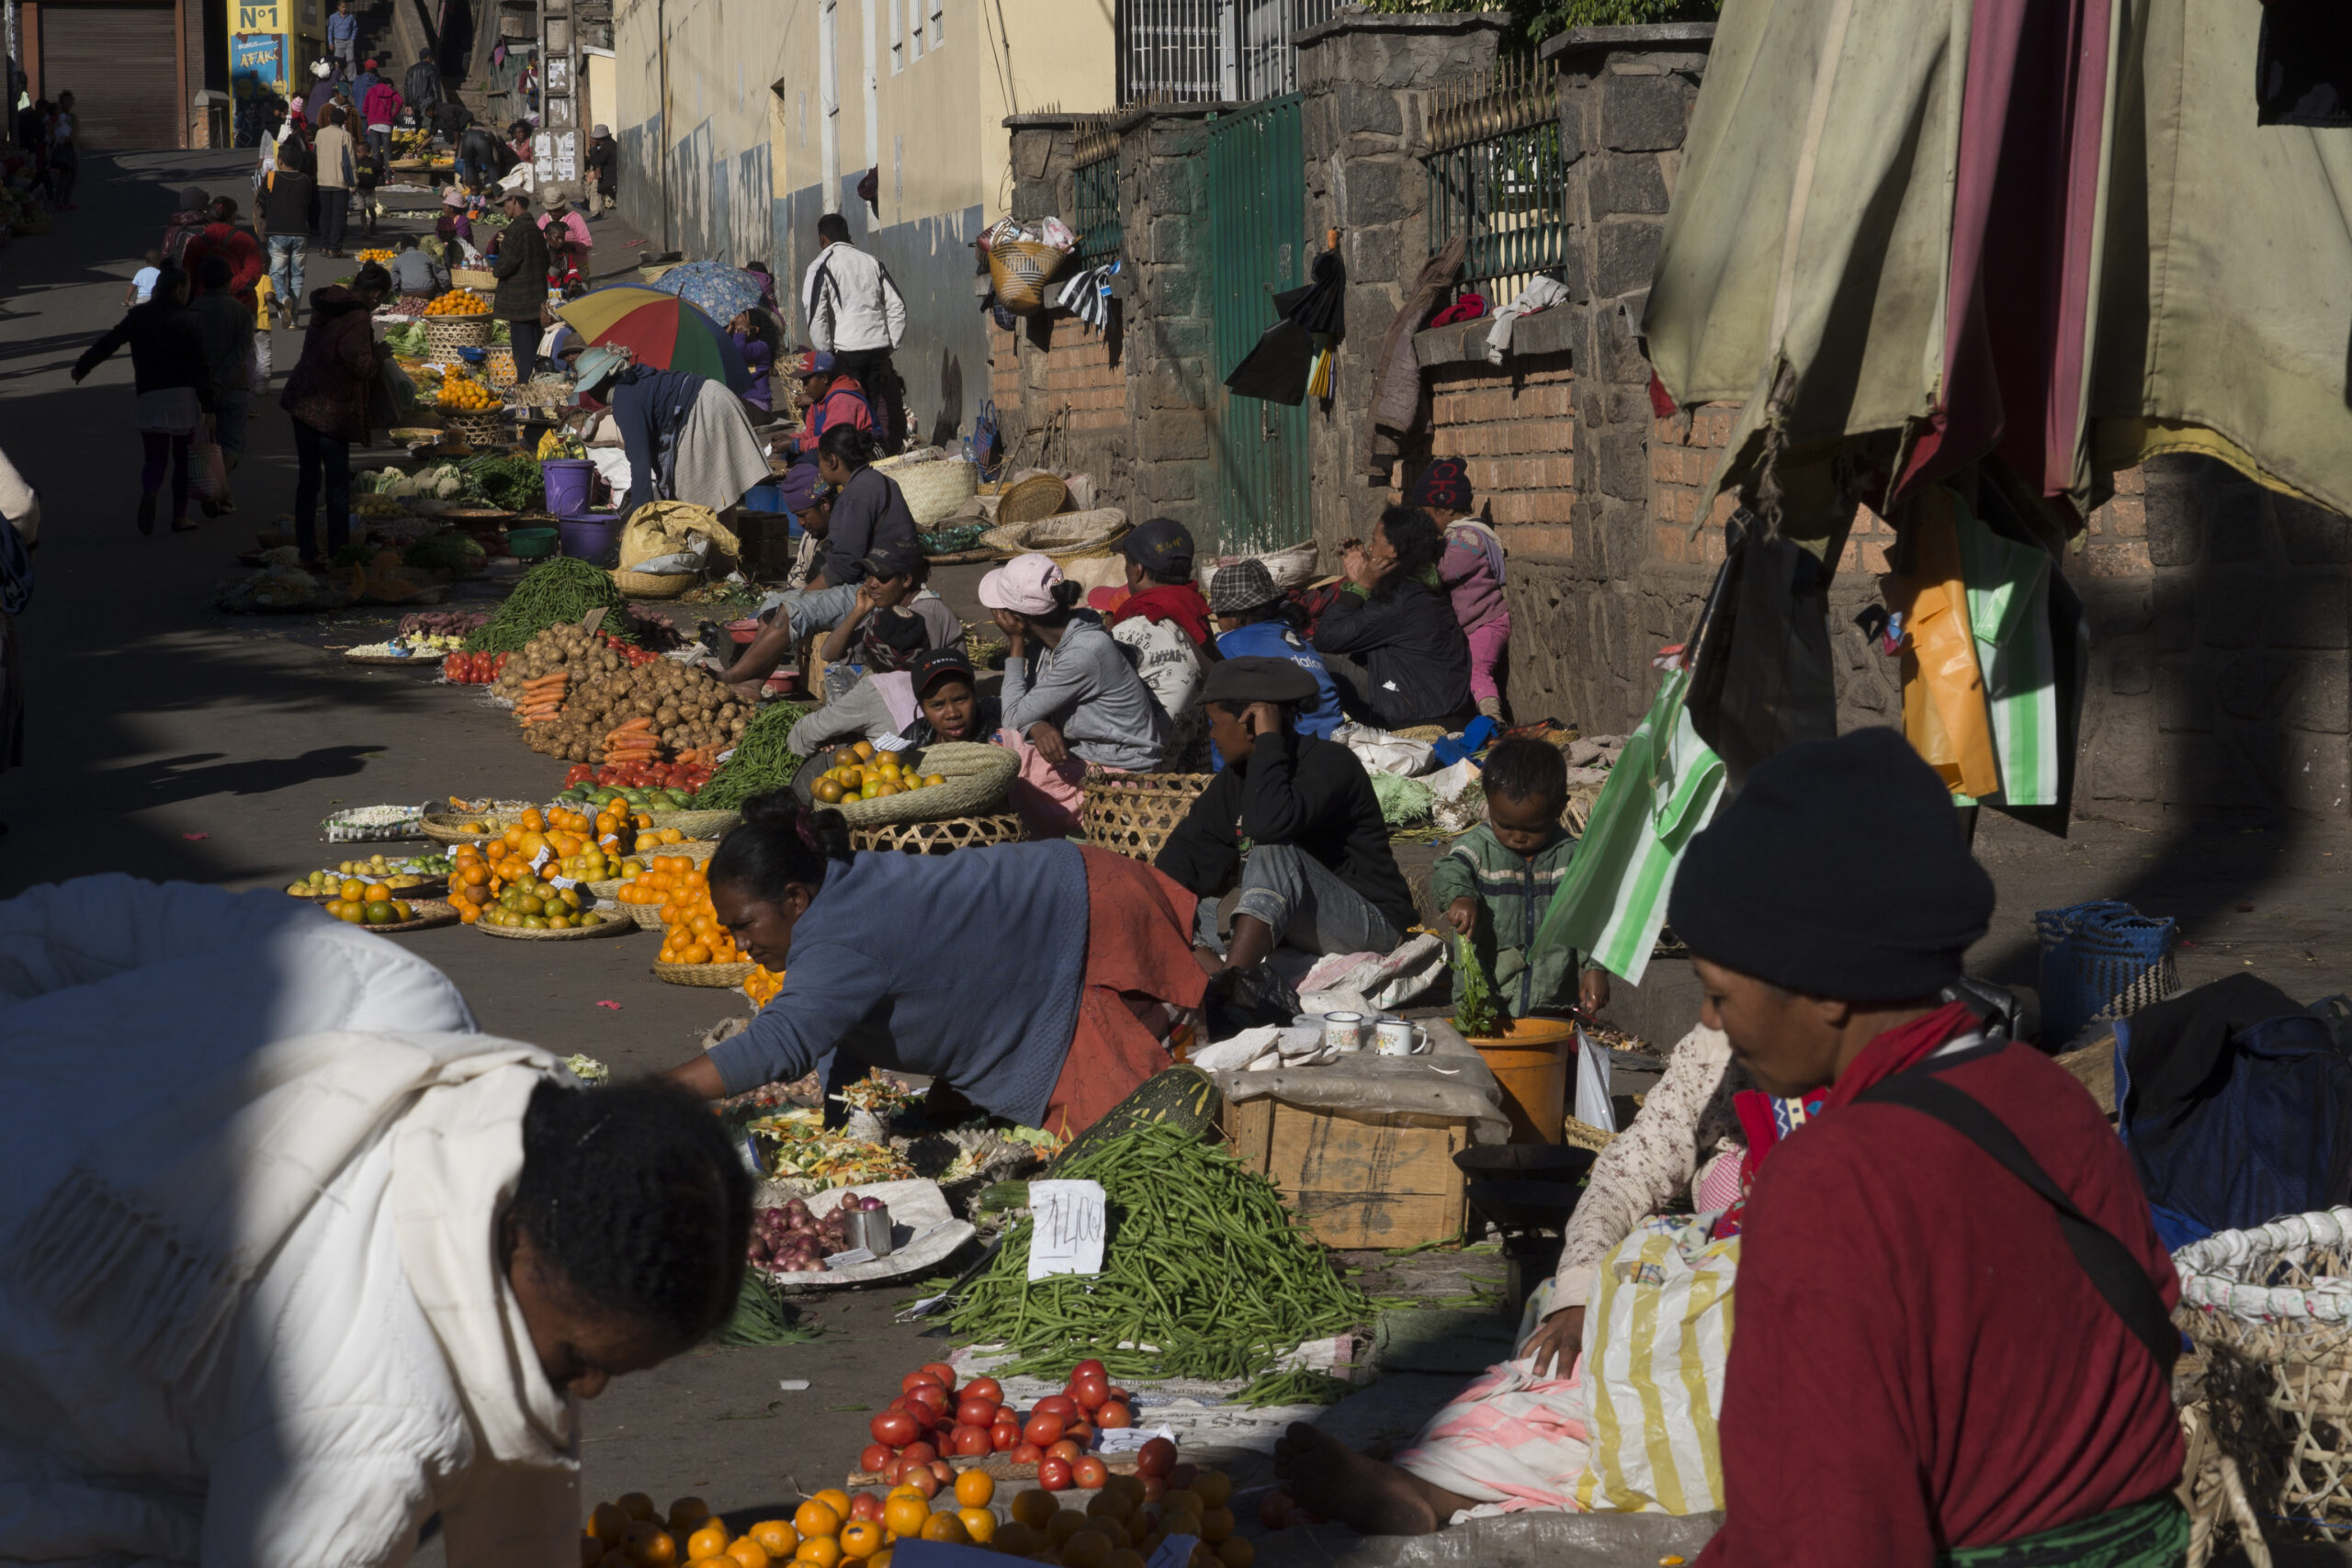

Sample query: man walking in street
[327,0,359,78]
[799,211,907,451]
[585,124,618,216]
[190,254,254,517]
[311,107,355,257]
[404,50,445,113]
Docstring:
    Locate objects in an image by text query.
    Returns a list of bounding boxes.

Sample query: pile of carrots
[604,717,661,762]
[514,671,571,725]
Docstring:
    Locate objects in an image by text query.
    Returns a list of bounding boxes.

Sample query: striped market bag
[1951,497,2064,807]
[1572,1214,1738,1515]
[1535,666,1726,985]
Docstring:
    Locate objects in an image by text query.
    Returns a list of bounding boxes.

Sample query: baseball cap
[791,349,838,378]
[912,648,977,695]
[1209,558,1282,615]
[862,538,925,579]
[1118,516,1196,575]
[977,553,1066,616]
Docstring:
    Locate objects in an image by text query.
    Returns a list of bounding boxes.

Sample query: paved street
[4,148,2349,1542]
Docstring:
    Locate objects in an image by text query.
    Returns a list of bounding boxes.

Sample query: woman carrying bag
[280,262,391,569]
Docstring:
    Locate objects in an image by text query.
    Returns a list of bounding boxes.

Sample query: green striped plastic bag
[1951,498,2061,807]
[1536,668,1726,985]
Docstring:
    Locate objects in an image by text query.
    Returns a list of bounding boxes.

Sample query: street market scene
[0,0,2349,1564]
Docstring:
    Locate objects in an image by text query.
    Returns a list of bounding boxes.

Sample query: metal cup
[844,1203,894,1257]
[1320,1011,1367,1053]
[1373,1017,1419,1055]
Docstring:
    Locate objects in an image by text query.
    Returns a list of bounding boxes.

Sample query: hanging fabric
[1890,491,2000,800]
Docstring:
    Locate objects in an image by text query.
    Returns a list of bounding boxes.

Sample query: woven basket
[878,457,980,527]
[849,812,1029,855]
[1561,1115,1618,1153]
[650,808,741,839]
[420,811,521,844]
[638,260,684,285]
[993,472,1069,526]
[474,913,636,940]
[584,878,622,901]
[980,509,1129,563]
[451,267,497,293]
[831,742,1018,827]
[988,238,1069,315]
[656,959,758,987]
[1080,768,1216,862]
[2177,1209,2352,1550]
[445,409,507,447]
[425,314,493,355]
[611,566,697,599]
[639,840,718,863]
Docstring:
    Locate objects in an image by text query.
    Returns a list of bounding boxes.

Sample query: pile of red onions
[747,1198,853,1273]
[840,1193,888,1213]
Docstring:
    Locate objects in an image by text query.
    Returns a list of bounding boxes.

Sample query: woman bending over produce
[662,790,1207,1135]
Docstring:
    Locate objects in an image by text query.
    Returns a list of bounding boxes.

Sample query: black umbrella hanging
[1225,246,1347,405]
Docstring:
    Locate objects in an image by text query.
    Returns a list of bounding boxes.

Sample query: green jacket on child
[1429,823,1589,1017]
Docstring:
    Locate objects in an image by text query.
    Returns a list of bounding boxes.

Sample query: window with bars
[1114,0,1340,105]
[930,0,943,50]
[1073,124,1122,270]
[1423,57,1566,305]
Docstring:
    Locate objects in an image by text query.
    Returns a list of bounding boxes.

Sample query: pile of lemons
[810,741,947,806]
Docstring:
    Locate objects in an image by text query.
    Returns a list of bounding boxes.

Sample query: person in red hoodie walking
[279,263,391,568]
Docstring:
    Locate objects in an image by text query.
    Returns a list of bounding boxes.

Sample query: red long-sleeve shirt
[186,222,265,307]
[1696,1032,2183,1568]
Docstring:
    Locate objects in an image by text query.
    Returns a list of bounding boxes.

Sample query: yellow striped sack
[1571,1214,1737,1515]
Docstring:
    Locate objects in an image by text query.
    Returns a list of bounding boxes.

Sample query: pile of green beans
[947,1122,1369,1382]
[695,701,809,809]
[463,558,631,652]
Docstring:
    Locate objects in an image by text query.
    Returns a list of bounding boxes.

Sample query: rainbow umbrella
[555,284,750,392]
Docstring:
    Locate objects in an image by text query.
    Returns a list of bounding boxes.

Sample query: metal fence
[1116,0,1344,106]
[1425,56,1567,306]
[1073,119,1123,269]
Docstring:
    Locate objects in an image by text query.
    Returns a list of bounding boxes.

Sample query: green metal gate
[1207,94,1310,556]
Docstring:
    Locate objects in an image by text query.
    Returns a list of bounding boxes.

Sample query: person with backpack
[785,350,871,457]
[260,144,317,329]
[161,186,211,270]
[190,254,255,517]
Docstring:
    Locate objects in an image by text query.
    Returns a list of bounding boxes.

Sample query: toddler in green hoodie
[1430,738,1611,1019]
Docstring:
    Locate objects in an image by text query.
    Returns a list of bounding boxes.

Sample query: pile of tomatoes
[861,1359,1162,1495]
[562,758,718,794]
[443,650,510,683]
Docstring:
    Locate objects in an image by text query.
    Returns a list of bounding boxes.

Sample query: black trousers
[830,346,905,451]
[508,317,543,379]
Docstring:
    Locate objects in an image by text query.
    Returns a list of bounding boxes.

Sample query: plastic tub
[1464,1017,1576,1145]
[559,513,622,561]
[507,526,559,559]
[543,458,598,517]
[741,481,805,537]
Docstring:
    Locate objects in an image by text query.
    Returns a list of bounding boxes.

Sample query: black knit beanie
[1667,727,1996,1000]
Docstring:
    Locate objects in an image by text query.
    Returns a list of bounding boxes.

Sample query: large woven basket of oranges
[806,740,1016,827]
[424,289,492,354]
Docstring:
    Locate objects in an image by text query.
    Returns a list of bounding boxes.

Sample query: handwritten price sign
[1025,1179,1107,1281]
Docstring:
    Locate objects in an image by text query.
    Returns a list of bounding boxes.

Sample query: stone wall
[1296,11,1512,555]
[1114,105,1228,536]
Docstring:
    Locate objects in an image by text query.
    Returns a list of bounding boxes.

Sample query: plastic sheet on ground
[1207,1018,1512,1146]
[1256,1508,1721,1568]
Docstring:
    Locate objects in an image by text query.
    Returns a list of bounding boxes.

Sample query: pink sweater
[1439,523,1507,630]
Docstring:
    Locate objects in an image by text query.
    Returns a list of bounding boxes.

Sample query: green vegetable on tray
[462,557,632,653]
[946,1120,1368,1382]
[694,700,810,809]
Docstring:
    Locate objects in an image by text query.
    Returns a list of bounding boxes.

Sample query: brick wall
[985,313,1130,508]
[1419,354,1577,560]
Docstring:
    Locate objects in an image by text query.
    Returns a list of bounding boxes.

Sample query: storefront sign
[232,32,284,79]
[232,0,283,32]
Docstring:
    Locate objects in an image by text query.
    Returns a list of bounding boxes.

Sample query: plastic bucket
[742,480,805,537]
[507,526,559,559]
[542,458,598,517]
[560,513,622,563]
[1466,1017,1576,1145]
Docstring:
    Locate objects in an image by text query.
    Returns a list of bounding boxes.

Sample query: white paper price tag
[1025,1179,1107,1280]
[1093,1424,1176,1454]
[548,874,579,890]
[529,845,553,872]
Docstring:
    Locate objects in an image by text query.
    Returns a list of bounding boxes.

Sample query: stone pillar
[1117,103,1230,535]
[1296,10,1512,555]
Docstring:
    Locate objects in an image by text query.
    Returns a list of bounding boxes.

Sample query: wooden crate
[1222,1096,1470,1249]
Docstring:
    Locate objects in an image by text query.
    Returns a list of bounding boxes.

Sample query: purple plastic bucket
[559,513,623,561]
[542,458,598,517]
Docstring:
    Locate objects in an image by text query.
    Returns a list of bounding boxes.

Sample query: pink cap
[977,553,1066,616]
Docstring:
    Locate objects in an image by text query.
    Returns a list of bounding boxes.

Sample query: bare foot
[1272,1423,1468,1537]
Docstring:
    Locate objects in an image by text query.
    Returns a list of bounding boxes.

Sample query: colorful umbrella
[649,261,768,326]
[554,285,749,392]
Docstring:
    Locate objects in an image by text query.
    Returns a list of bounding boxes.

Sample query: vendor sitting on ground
[662,790,1210,1137]
[787,646,1002,757]
[1432,738,1607,1020]
[386,233,447,298]
[786,349,872,457]
[1280,730,2185,1562]
[573,344,771,516]
[985,553,1171,835]
[721,424,919,691]
[813,537,963,699]
[1104,518,1216,650]
[1157,657,1414,970]
[1210,558,1344,744]
[1313,506,1474,732]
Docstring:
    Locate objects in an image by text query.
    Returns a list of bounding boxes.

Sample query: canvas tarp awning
[1645,0,2352,527]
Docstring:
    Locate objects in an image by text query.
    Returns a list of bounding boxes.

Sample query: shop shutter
[41,5,181,150]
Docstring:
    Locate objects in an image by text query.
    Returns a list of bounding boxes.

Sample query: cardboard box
[1221,1096,1470,1250]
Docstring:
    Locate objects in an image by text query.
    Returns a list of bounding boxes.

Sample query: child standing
[125,248,164,309]
[1431,738,1609,1020]
[1412,457,1511,722]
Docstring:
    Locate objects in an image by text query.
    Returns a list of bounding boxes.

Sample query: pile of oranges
[447,807,639,925]
[809,742,948,807]
[439,372,499,412]
[426,289,491,316]
[637,857,746,966]
[580,1469,1244,1568]
[744,964,785,1007]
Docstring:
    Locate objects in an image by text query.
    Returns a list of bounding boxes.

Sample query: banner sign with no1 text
[234,0,284,34]
[1025,1179,1106,1280]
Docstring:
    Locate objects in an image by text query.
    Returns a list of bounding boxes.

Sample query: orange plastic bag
[1891,491,1999,799]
